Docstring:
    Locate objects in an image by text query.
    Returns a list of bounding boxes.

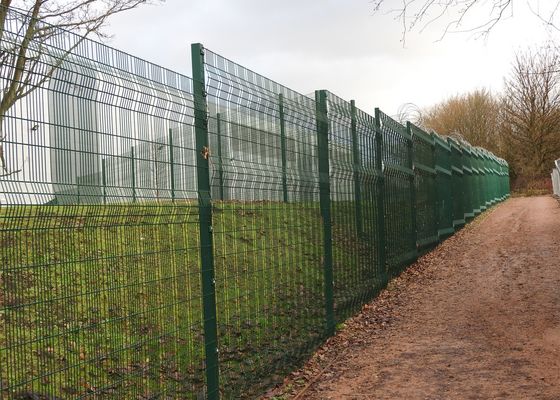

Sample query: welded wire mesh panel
[434,135,453,239]
[498,160,505,199]
[468,148,478,213]
[410,124,437,250]
[325,92,383,322]
[501,160,510,198]
[469,150,479,213]
[490,156,500,203]
[461,145,475,219]
[203,49,325,398]
[486,153,498,205]
[490,154,499,203]
[377,110,415,276]
[449,139,465,228]
[479,150,490,207]
[483,154,492,202]
[498,161,503,199]
[499,160,506,199]
[471,149,483,213]
[0,7,205,399]
[487,156,497,201]
[476,150,487,210]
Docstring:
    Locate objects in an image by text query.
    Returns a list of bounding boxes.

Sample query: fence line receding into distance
[0,6,510,400]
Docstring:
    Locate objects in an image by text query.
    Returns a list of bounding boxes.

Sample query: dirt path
[266,196,560,400]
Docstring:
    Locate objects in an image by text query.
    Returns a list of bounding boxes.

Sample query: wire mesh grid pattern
[376,110,416,276]
[434,135,454,239]
[0,6,205,399]
[200,47,326,399]
[0,5,510,398]
[450,139,466,228]
[322,91,384,324]
[410,122,438,250]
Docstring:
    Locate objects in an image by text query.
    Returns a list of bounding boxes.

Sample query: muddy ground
[264,196,560,400]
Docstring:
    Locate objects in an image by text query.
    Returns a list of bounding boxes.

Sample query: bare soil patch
[264,196,560,400]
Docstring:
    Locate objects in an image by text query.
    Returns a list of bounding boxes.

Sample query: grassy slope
[0,201,378,399]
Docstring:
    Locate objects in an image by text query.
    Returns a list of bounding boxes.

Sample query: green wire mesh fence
[322,92,385,325]
[0,6,510,399]
[199,46,326,399]
[377,109,417,277]
[410,122,438,251]
[1,6,206,399]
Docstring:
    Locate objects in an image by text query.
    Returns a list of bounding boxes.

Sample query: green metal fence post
[216,113,225,201]
[406,122,418,253]
[279,94,289,203]
[350,100,363,237]
[315,90,335,336]
[191,42,220,400]
[101,158,107,205]
[506,162,510,197]
[168,128,176,202]
[131,146,136,203]
[374,108,388,288]
[432,135,438,235]
[430,133,438,236]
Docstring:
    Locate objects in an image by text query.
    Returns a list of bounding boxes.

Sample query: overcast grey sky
[105,0,555,116]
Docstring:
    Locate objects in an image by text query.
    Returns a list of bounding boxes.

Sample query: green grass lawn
[0,200,382,399]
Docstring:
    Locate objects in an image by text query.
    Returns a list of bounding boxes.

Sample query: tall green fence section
[0,7,209,400]
[410,123,438,251]
[319,91,386,324]
[434,134,454,240]
[198,46,327,399]
[376,110,417,277]
[0,6,509,399]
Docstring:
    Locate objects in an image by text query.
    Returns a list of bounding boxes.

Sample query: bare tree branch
[501,49,560,178]
[420,88,502,154]
[371,0,560,42]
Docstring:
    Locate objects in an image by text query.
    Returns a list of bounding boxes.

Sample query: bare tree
[372,0,560,41]
[0,0,161,177]
[420,88,502,153]
[501,49,560,178]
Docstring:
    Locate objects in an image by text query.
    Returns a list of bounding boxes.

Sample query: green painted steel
[433,133,454,239]
[202,48,326,398]
[279,94,289,203]
[322,91,385,324]
[168,127,176,202]
[449,138,466,229]
[0,6,209,399]
[462,144,475,221]
[0,5,510,399]
[377,110,417,277]
[192,43,220,400]
[316,90,335,337]
[350,100,364,238]
[102,158,107,205]
[215,113,225,201]
[374,108,389,289]
[410,122,438,251]
[406,122,419,255]
[131,146,137,203]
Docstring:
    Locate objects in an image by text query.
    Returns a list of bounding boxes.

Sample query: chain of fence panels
[552,160,560,196]
[0,6,509,399]
[1,6,206,400]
